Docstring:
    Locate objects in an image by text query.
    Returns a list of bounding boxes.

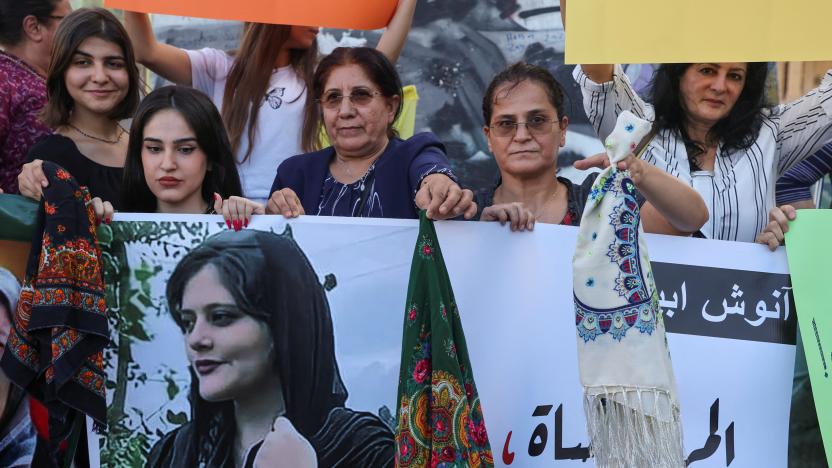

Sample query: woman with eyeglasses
[124,0,416,205]
[267,47,477,220]
[477,62,708,233]
[0,0,71,194]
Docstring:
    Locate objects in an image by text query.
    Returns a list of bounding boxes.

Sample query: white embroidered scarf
[572,110,685,467]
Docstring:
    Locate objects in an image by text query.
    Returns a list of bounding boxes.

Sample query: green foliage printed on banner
[99,221,216,467]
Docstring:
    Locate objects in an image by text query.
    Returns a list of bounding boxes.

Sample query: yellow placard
[104,0,397,30]
[565,0,832,64]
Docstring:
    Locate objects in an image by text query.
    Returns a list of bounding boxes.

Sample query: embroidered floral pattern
[396,212,493,467]
[0,161,109,429]
[574,170,657,342]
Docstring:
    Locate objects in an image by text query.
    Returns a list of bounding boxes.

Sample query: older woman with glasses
[477,62,708,233]
[267,47,476,220]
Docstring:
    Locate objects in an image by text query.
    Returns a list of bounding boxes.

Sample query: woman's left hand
[415,174,477,220]
[755,205,797,251]
[214,193,265,231]
[614,153,649,185]
[254,417,317,468]
[88,197,114,225]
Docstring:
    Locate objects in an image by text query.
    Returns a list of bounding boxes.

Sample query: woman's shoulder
[26,134,78,163]
[280,146,334,171]
[311,407,394,468]
[397,132,445,154]
[145,422,195,468]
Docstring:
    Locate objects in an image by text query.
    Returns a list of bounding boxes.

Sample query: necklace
[68,123,126,144]
[335,154,377,180]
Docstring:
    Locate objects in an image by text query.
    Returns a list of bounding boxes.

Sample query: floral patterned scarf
[572,111,684,467]
[0,161,108,451]
[395,211,494,467]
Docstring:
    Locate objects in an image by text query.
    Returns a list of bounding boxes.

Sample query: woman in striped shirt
[560,3,832,242]
[572,60,832,242]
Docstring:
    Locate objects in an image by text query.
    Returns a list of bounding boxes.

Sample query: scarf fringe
[583,386,684,468]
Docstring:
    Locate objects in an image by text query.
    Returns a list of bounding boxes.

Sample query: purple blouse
[0,50,52,194]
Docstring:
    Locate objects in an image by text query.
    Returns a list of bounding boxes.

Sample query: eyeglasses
[489,118,558,138]
[45,15,66,21]
[317,90,382,109]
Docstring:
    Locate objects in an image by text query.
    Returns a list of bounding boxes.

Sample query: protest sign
[785,211,832,464]
[565,0,832,64]
[105,0,398,30]
[91,215,794,467]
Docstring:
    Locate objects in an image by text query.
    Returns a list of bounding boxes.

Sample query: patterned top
[775,141,832,205]
[0,51,52,194]
[274,133,458,220]
[574,64,832,242]
[475,174,598,226]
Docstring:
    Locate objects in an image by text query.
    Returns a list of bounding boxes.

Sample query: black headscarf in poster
[151,228,349,467]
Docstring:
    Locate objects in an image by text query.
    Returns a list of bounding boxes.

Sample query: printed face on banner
[178,265,277,402]
[98,219,402,466]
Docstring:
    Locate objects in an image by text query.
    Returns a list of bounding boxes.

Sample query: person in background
[0,268,36,468]
[267,47,476,221]
[124,0,418,204]
[477,62,708,234]
[0,0,72,194]
[16,8,141,211]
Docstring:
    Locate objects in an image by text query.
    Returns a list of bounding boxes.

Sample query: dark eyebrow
[73,50,125,61]
[143,137,198,144]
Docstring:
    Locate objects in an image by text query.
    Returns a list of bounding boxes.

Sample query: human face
[321,63,400,158]
[22,0,71,74]
[286,25,319,49]
[141,109,209,214]
[679,63,747,129]
[179,265,276,402]
[484,80,567,178]
[64,36,129,117]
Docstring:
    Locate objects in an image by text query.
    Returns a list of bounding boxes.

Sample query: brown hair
[312,47,403,140]
[221,23,318,162]
[40,8,141,128]
[482,62,566,125]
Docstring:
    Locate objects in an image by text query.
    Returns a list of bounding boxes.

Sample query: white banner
[95,215,795,467]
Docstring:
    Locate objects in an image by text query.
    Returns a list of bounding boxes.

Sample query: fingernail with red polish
[226,219,232,229]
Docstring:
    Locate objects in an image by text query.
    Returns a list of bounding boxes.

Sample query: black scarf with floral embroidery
[0,161,109,451]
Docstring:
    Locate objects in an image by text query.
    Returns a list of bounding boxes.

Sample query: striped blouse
[573,64,832,242]
[776,141,832,205]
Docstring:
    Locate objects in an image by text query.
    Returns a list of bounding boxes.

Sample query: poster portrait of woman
[144,229,394,467]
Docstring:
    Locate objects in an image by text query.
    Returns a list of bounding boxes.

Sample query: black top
[146,407,395,468]
[475,174,599,226]
[476,172,647,226]
[26,134,123,210]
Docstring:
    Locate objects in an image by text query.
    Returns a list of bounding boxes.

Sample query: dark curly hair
[649,63,770,170]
